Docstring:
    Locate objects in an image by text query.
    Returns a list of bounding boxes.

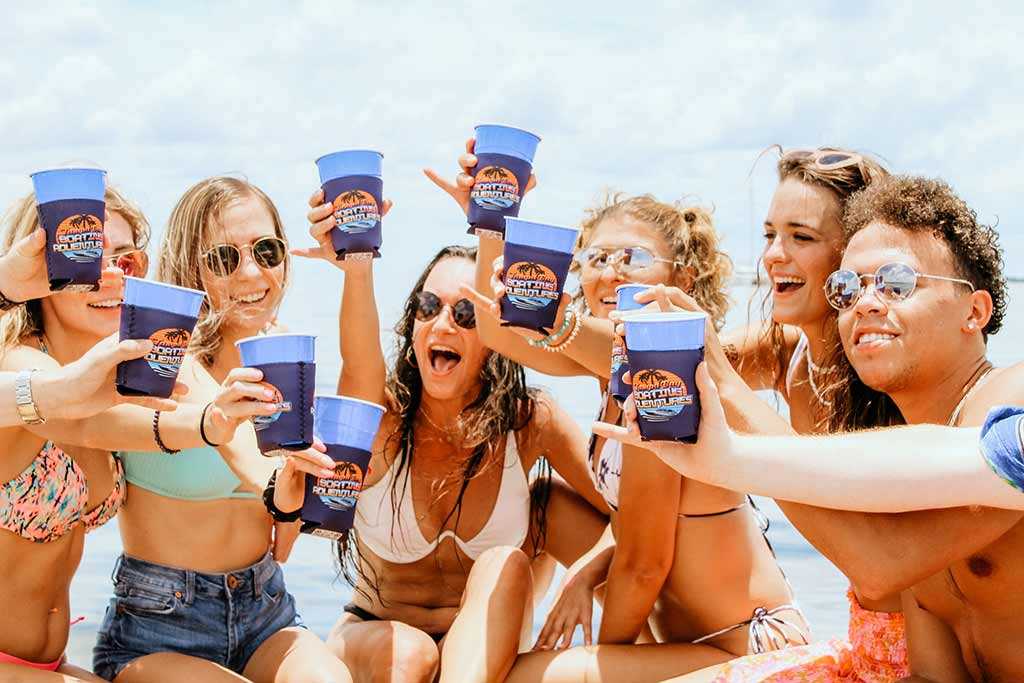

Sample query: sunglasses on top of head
[414,291,476,329]
[203,236,287,277]
[824,262,975,311]
[781,148,864,171]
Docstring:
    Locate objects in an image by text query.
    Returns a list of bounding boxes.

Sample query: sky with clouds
[2,1,1022,330]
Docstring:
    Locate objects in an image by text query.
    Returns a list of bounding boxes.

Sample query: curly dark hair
[335,245,549,603]
[745,146,903,433]
[843,174,1007,336]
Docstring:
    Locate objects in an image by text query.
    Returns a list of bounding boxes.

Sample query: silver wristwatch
[14,369,45,425]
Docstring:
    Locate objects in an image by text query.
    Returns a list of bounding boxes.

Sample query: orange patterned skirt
[709,590,908,682]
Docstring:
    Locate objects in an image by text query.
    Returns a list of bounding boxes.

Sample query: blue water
[63,280,1024,666]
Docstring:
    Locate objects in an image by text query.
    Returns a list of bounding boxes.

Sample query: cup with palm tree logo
[117,277,205,398]
[623,311,706,442]
[610,284,651,404]
[315,150,384,259]
[300,395,385,539]
[499,217,579,333]
[467,124,540,235]
[30,166,108,292]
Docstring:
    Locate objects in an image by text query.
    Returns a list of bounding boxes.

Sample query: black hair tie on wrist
[199,402,222,448]
[263,471,303,523]
[153,410,180,455]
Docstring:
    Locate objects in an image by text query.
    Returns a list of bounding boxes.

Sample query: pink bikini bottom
[0,650,63,671]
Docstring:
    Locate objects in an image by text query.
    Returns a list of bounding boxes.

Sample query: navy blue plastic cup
[300,395,386,540]
[316,150,383,259]
[30,167,107,292]
[117,277,205,398]
[609,284,650,403]
[499,217,578,333]
[467,125,540,236]
[236,334,317,455]
[624,312,706,442]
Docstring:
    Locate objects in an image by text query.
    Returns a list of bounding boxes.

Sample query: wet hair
[157,176,289,368]
[0,186,151,355]
[571,192,732,330]
[843,174,1006,336]
[335,245,547,603]
[748,146,903,433]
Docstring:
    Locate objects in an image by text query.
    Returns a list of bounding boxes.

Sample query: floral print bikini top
[0,441,126,543]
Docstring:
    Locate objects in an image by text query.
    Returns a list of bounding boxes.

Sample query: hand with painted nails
[423,137,537,216]
[591,362,733,484]
[271,440,337,514]
[204,367,285,446]
[36,334,188,421]
[0,228,50,303]
[293,188,393,270]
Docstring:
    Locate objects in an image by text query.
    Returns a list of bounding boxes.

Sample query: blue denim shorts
[92,552,304,681]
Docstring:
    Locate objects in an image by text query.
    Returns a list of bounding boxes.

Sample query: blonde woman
[428,147,809,682]
[91,177,352,683]
[0,186,230,680]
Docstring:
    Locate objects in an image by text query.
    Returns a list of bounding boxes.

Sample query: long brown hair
[335,245,547,601]
[751,146,903,432]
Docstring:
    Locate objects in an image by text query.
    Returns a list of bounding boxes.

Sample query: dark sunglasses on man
[824,261,975,311]
[203,236,288,277]
[414,291,476,329]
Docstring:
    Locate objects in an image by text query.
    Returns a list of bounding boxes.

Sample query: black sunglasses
[415,291,476,329]
[203,236,287,277]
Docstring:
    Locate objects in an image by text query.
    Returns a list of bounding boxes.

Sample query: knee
[475,545,532,587]
[376,623,439,683]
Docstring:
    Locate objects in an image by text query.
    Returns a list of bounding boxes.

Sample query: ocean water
[63,278,1024,666]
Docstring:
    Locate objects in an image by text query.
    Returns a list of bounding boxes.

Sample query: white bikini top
[785,331,809,397]
[353,432,530,563]
[589,437,622,511]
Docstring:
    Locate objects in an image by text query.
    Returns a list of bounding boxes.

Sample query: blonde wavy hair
[0,186,150,354]
[570,193,732,330]
[157,176,289,368]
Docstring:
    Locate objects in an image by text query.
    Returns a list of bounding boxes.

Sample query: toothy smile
[87,298,122,309]
[773,275,806,294]
[428,344,462,374]
[855,331,897,347]
[233,290,268,304]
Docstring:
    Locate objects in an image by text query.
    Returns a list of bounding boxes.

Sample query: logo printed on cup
[505,261,559,311]
[471,166,520,210]
[146,328,191,378]
[312,461,365,511]
[253,386,294,430]
[632,368,694,422]
[53,214,104,263]
[332,190,380,234]
[610,337,628,375]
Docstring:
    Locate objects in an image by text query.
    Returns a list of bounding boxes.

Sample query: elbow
[847,567,906,602]
[613,552,673,589]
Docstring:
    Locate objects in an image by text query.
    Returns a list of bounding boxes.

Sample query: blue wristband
[979,406,1024,494]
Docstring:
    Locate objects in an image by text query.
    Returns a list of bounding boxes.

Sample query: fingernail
[320,468,336,477]
[263,389,274,400]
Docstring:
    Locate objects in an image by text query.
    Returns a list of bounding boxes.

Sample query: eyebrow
[763,220,819,231]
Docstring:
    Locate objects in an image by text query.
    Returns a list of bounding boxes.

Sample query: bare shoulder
[961,362,1024,424]
[361,409,402,487]
[0,343,60,372]
[515,390,563,457]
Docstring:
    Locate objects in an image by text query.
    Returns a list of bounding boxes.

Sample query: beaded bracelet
[153,410,180,455]
[528,309,575,349]
[545,310,582,353]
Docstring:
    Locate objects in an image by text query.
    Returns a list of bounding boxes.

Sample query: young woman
[287,194,607,683]
[427,143,811,682]
[91,177,353,683]
[0,186,198,680]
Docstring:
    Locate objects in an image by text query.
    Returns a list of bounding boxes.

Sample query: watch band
[0,287,25,312]
[14,369,46,425]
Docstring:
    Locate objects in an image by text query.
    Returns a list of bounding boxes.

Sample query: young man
[600,175,1024,681]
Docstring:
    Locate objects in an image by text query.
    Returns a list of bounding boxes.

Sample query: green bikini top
[118,446,257,501]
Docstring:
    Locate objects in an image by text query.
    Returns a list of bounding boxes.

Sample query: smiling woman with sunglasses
[427,142,817,680]
[293,189,605,683]
[91,177,354,683]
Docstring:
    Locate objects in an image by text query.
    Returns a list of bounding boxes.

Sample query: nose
[852,280,887,317]
[100,263,125,289]
[762,234,787,269]
[432,304,458,333]
[599,261,625,288]
[236,249,262,280]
